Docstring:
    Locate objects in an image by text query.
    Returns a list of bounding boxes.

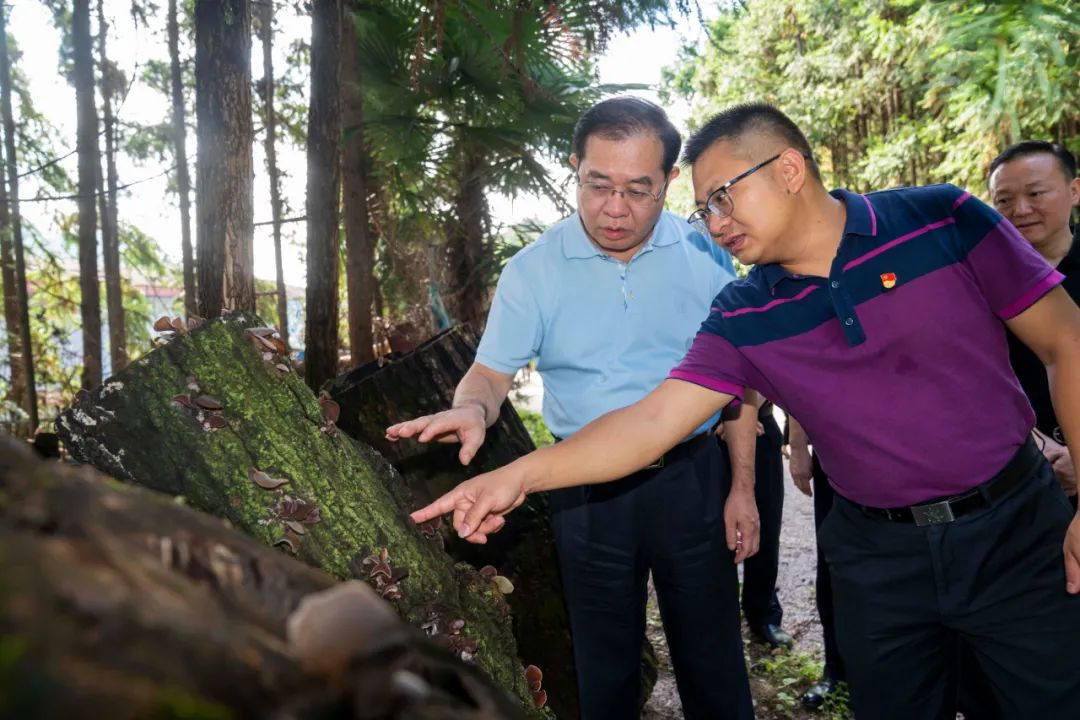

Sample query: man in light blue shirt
[478,209,732,439]
[387,97,757,720]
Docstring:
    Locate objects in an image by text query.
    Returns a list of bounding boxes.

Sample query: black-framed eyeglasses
[577,176,669,207]
[686,153,783,235]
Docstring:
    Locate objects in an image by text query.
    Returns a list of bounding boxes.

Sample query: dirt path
[642,445,833,720]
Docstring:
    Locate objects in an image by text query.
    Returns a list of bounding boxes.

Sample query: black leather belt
[859,437,1040,527]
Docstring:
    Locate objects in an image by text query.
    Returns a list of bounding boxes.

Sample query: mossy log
[325,326,578,719]
[0,435,526,720]
[54,313,544,715]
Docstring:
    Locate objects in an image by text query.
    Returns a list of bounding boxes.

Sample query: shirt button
[831,280,840,288]
[844,317,854,326]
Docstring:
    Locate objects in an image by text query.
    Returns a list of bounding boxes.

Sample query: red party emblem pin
[880,272,897,289]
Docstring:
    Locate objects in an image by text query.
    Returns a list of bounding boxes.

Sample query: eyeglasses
[687,153,784,235]
[577,177,668,207]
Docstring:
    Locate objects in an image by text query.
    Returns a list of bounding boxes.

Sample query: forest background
[0,0,1077,438]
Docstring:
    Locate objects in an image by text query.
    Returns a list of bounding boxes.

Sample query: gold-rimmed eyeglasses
[577,177,668,207]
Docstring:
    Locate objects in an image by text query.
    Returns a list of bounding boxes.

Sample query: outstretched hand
[385,405,487,466]
[410,465,528,543]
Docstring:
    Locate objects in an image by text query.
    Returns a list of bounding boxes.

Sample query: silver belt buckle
[910,500,956,527]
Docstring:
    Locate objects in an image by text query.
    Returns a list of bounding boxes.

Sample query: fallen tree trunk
[326,326,577,718]
[0,434,525,720]
[55,314,544,715]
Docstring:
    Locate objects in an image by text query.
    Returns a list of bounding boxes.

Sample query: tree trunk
[0,435,527,720]
[0,1,35,432]
[194,0,255,319]
[0,143,23,431]
[447,143,490,330]
[73,0,103,390]
[168,0,197,318]
[326,325,580,719]
[55,313,545,715]
[97,0,127,373]
[257,2,289,343]
[341,1,376,367]
[304,0,344,391]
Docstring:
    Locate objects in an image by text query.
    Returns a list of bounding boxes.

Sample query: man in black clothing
[736,401,793,649]
[990,141,1080,503]
[947,141,1080,720]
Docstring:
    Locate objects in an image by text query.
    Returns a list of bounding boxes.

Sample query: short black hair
[989,141,1077,181]
[682,103,821,181]
[572,96,681,176]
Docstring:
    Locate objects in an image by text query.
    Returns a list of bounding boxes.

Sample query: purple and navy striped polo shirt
[671,184,1063,507]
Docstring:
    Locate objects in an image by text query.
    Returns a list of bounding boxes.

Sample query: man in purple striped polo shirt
[410,104,1080,718]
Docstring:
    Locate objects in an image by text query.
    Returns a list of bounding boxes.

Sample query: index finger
[386,416,431,440]
[459,492,502,540]
[410,489,464,525]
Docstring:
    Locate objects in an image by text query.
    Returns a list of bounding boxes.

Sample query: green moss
[0,635,49,718]
[153,686,235,720]
[61,314,539,714]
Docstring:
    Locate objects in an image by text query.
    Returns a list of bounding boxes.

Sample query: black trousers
[548,436,754,720]
[741,411,785,628]
[811,451,845,680]
[819,445,1080,719]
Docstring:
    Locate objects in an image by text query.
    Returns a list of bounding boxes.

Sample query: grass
[747,642,852,720]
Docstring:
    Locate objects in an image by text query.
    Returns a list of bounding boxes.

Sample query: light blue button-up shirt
[476,210,736,438]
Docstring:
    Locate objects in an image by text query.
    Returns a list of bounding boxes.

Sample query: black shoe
[802,675,837,710]
[749,623,794,650]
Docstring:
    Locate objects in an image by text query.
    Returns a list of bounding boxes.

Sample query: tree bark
[55,313,544,715]
[73,0,103,390]
[257,2,289,343]
[0,143,22,431]
[168,0,197,318]
[0,0,35,431]
[341,1,376,367]
[97,0,127,373]
[304,0,344,391]
[0,435,527,720]
[326,325,580,719]
[446,142,490,330]
[194,0,255,319]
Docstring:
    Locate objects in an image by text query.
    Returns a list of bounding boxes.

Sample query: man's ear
[1069,176,1080,207]
[667,165,681,184]
[569,153,579,171]
[778,148,808,194]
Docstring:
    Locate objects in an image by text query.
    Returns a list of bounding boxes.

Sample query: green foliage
[515,408,553,448]
[662,0,1080,196]
[0,217,178,427]
[752,650,852,719]
[348,0,694,326]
